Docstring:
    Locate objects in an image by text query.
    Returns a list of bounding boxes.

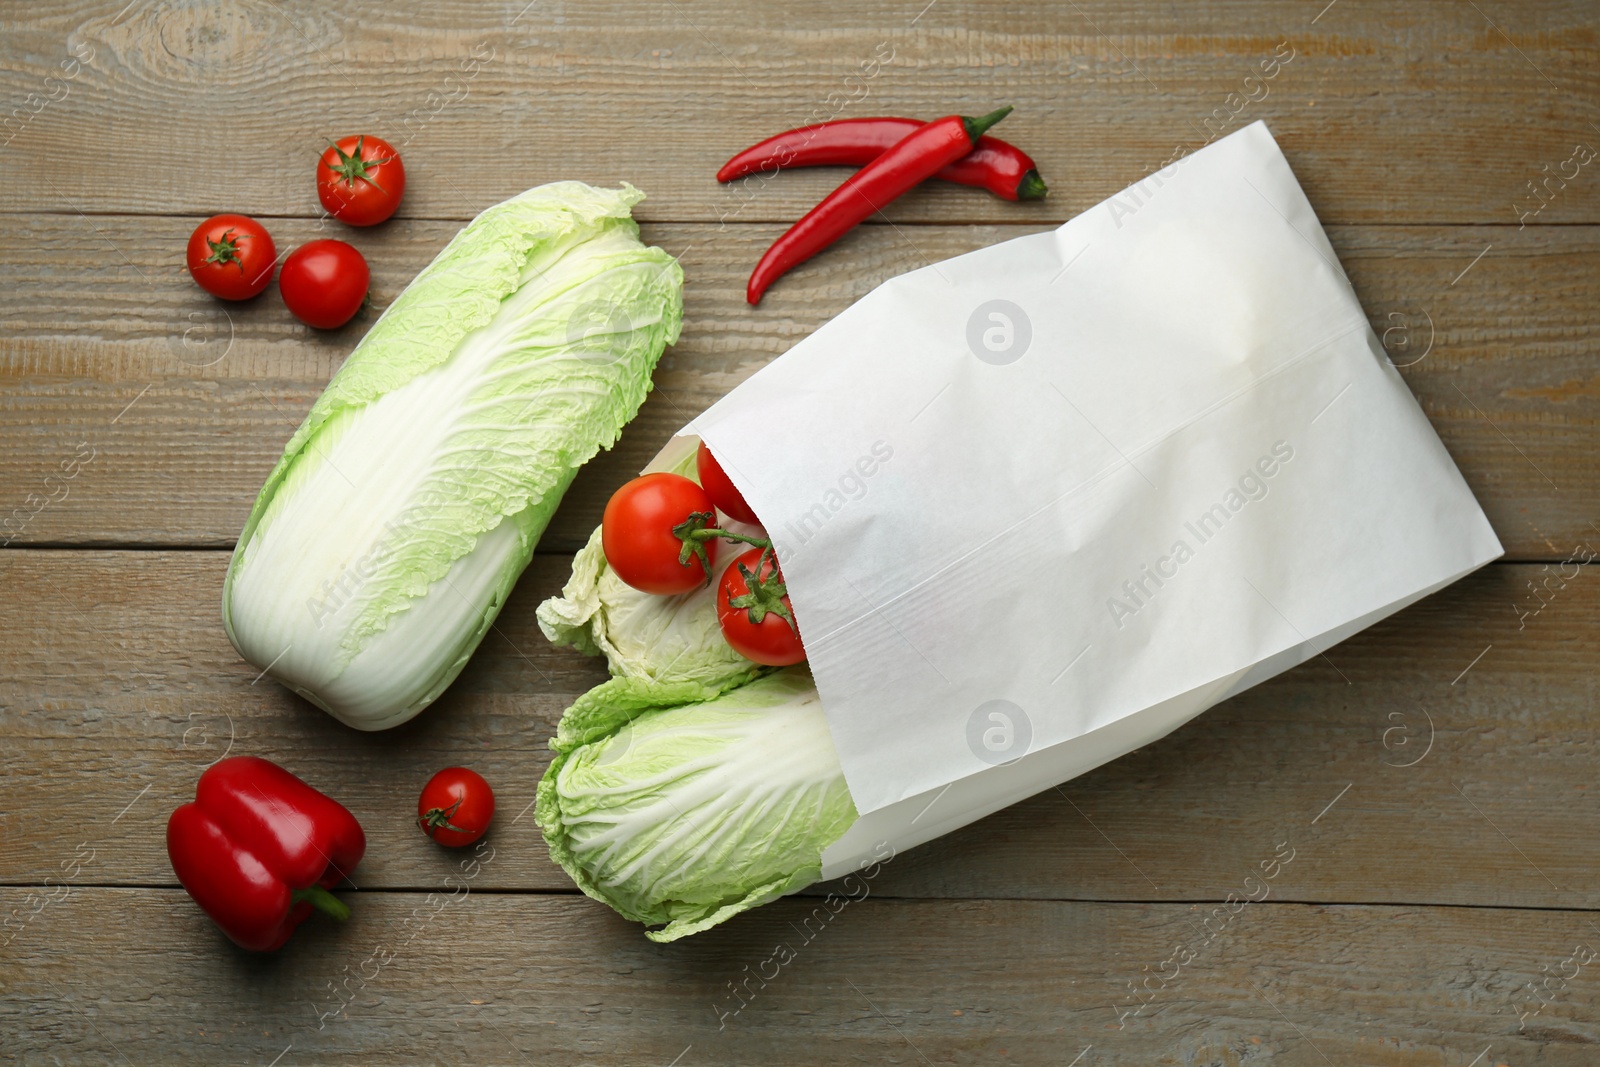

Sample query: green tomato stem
[685,527,769,550]
[671,510,771,582]
[726,546,797,633]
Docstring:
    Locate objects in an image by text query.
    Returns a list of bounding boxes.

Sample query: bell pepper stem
[292,885,351,922]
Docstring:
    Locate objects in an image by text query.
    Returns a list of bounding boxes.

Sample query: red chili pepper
[718,117,1047,202]
[746,106,1014,304]
[167,756,366,952]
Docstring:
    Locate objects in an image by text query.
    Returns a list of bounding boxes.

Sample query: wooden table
[3,1,1597,1062]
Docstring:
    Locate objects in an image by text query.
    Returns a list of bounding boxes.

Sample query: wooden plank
[0,2,1596,225]
[1,216,1595,558]
[5,887,1598,1064]
[6,2,1595,1062]
[4,551,1598,912]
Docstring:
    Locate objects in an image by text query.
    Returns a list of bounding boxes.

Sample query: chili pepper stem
[1016,169,1049,201]
[962,105,1013,143]
[292,885,351,922]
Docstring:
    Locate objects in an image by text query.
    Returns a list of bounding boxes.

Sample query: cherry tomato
[185,214,277,301]
[602,473,721,595]
[717,548,806,666]
[696,442,760,525]
[417,767,495,847]
[317,135,405,226]
[279,240,370,329]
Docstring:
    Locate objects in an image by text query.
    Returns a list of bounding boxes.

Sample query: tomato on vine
[601,473,722,595]
[696,441,760,525]
[317,135,406,226]
[717,548,806,666]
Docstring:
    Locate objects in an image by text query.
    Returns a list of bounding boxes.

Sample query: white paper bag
[671,121,1501,879]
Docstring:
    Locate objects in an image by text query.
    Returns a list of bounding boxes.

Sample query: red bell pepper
[167,756,366,952]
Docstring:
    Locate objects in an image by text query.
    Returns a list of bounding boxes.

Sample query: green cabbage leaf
[537,668,857,942]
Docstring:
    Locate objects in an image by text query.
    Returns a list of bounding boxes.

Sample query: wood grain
[1,216,1595,558]
[1,1,1596,226]
[4,1,1598,1060]
[4,550,1597,914]
[5,887,1598,1064]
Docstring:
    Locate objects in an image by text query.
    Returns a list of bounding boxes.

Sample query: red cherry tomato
[185,214,277,301]
[717,548,806,666]
[279,240,370,329]
[696,442,760,525]
[602,473,720,595]
[417,767,495,848]
[317,135,405,226]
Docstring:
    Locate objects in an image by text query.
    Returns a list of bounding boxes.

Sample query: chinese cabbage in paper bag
[539,122,1501,939]
[537,669,854,943]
